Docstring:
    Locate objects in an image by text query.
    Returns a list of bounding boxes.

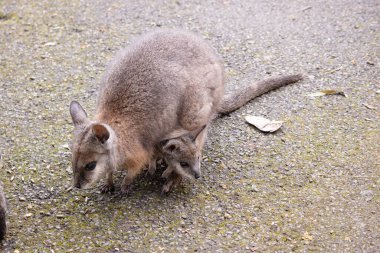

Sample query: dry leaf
[245,116,283,133]
[307,90,346,97]
[376,90,380,94]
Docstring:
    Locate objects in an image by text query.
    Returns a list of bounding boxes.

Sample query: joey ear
[162,140,181,155]
[192,125,207,144]
[92,124,110,144]
[70,101,88,126]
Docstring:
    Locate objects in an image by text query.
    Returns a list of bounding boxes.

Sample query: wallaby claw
[161,184,171,195]
[161,172,183,194]
[99,183,115,193]
[161,180,178,195]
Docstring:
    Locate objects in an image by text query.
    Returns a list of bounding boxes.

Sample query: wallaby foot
[120,177,133,195]
[99,183,115,193]
[162,172,182,194]
[120,183,133,195]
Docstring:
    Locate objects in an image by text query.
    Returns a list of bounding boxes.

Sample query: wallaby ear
[161,139,181,155]
[70,101,88,126]
[192,125,207,144]
[92,124,110,144]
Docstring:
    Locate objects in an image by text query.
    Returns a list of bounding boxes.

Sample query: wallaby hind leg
[162,171,182,194]
[120,168,142,195]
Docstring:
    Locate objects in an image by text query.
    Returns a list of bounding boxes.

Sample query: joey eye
[84,161,97,171]
[180,161,189,168]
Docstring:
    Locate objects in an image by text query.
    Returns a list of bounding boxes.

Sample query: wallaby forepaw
[147,165,156,176]
[99,183,115,193]
[161,184,172,195]
[161,180,176,195]
[161,168,172,179]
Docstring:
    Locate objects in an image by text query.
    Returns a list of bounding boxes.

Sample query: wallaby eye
[84,161,97,171]
[180,161,189,168]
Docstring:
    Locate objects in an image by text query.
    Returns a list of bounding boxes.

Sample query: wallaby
[147,126,207,193]
[69,29,302,194]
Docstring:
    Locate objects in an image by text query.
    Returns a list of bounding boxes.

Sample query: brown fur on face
[159,125,207,180]
[70,102,118,189]
[161,136,200,179]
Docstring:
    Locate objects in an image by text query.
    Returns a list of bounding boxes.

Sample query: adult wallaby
[69,29,302,194]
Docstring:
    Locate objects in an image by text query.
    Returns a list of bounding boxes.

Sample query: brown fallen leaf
[307,90,346,97]
[245,116,283,133]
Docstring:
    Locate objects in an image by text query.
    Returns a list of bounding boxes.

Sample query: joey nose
[194,172,201,179]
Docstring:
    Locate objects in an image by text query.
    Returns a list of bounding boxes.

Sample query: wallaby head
[69,101,116,189]
[160,126,206,179]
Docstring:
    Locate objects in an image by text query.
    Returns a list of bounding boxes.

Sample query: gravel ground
[0,0,379,252]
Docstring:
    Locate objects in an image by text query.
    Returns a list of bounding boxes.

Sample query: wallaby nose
[194,172,201,179]
[74,182,81,189]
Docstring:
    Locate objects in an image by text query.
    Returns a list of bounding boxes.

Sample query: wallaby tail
[0,207,6,240]
[218,74,303,115]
